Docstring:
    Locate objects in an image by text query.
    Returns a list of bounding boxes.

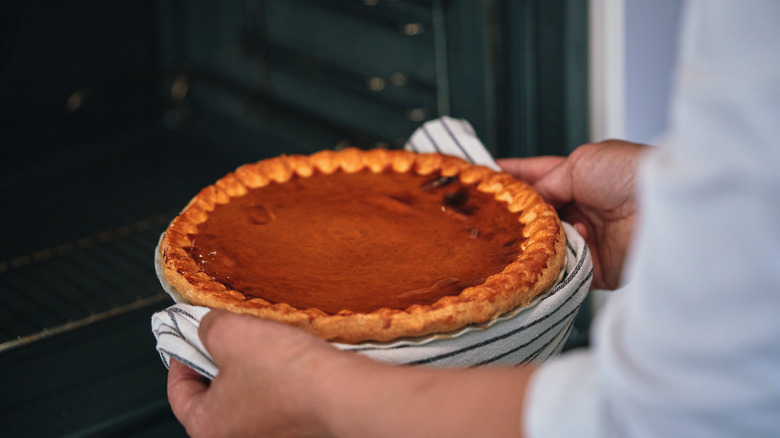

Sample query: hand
[497,140,650,290]
[167,310,538,438]
[167,309,348,437]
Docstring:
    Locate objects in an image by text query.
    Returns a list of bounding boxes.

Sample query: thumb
[531,160,575,208]
[497,156,564,185]
[198,309,253,366]
[501,155,576,209]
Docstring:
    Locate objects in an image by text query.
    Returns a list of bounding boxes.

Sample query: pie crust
[159,148,566,343]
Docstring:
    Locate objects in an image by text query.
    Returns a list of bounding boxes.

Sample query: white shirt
[525,1,780,436]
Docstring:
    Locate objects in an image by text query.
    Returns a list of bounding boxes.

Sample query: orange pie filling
[159,148,566,343]
[186,169,526,314]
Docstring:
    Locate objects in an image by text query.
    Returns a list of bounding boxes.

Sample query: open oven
[0,1,588,435]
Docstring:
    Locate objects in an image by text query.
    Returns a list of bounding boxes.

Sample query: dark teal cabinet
[158,0,589,158]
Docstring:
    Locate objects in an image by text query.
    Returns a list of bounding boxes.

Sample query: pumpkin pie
[158,148,566,343]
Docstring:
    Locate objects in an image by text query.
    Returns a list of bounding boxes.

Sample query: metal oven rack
[0,213,174,353]
[1,139,190,354]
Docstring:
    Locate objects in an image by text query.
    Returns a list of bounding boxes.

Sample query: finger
[528,158,576,207]
[198,309,242,366]
[573,222,589,241]
[199,309,275,366]
[167,358,209,423]
[496,156,565,184]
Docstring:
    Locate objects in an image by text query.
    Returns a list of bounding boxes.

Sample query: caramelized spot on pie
[186,169,526,314]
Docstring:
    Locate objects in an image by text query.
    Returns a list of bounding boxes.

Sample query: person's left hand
[167,309,348,437]
[167,309,539,438]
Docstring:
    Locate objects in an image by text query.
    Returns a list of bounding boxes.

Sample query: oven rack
[0,214,174,353]
[0,127,244,355]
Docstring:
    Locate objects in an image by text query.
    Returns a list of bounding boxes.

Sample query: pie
[159,147,566,344]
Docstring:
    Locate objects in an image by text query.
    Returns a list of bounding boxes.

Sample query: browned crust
[159,148,566,344]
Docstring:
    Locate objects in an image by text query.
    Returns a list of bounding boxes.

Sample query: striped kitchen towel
[151,116,593,376]
[405,116,501,171]
[151,304,217,379]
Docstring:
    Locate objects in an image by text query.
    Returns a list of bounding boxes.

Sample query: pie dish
[158,147,566,344]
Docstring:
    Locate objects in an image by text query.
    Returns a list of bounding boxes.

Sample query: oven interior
[0,1,589,435]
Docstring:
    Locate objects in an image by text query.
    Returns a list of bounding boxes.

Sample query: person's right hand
[497,140,650,290]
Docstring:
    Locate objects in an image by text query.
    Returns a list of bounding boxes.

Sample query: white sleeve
[525,1,780,437]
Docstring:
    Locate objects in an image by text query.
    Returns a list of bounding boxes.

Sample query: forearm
[314,353,537,438]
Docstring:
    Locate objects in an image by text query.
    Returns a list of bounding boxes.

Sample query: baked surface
[159,148,566,343]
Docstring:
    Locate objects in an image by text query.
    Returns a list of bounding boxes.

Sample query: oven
[0,1,588,435]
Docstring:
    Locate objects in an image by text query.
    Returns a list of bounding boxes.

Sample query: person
[166,1,780,436]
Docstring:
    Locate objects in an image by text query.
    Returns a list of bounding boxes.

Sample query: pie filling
[186,169,527,314]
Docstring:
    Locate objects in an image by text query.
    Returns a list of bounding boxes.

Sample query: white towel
[152,117,593,377]
[151,304,217,379]
[405,116,501,171]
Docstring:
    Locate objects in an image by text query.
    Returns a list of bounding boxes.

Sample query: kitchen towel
[151,116,593,377]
